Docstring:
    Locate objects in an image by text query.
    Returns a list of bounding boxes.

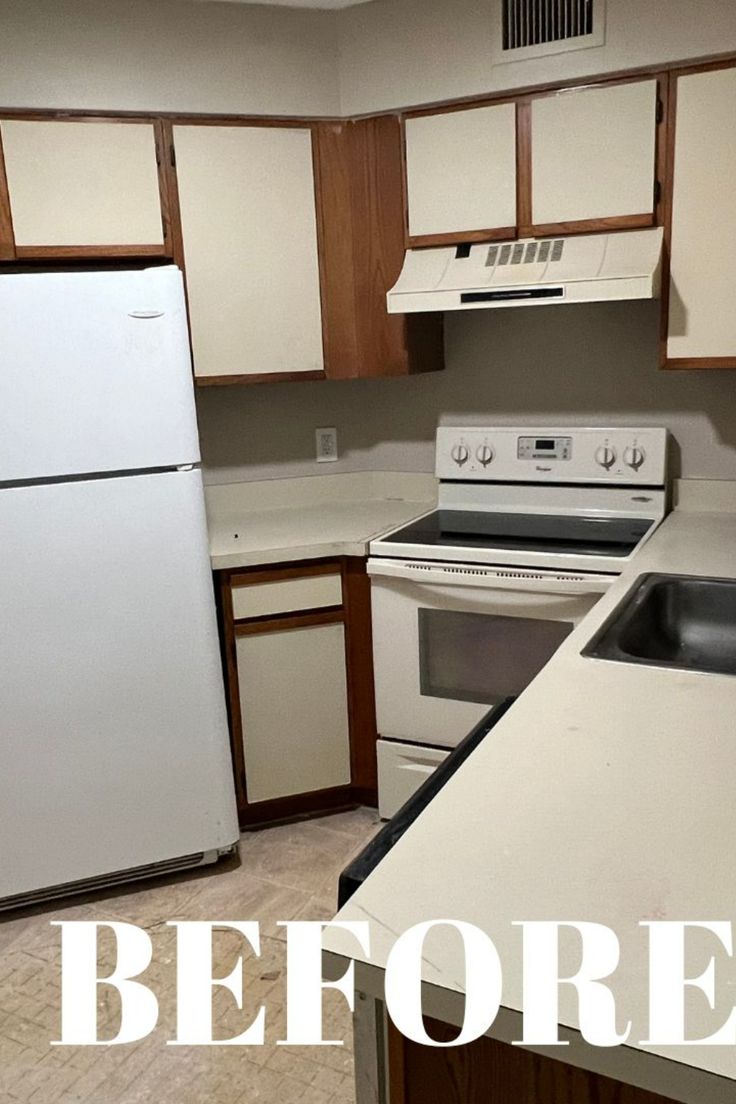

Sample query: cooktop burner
[376,510,656,558]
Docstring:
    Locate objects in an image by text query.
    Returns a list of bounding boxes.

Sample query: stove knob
[476,444,495,467]
[624,445,646,471]
[451,444,470,467]
[595,445,617,470]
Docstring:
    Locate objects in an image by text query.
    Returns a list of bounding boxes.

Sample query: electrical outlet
[316,427,338,463]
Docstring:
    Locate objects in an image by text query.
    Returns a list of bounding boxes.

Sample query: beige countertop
[324,492,736,1104]
[204,471,436,570]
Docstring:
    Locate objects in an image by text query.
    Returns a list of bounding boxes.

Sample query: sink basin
[583,573,736,676]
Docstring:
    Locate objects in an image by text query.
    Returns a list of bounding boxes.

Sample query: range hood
[387,227,663,314]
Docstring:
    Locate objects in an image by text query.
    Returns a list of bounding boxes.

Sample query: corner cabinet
[403,103,518,247]
[0,117,169,260]
[663,62,736,369]
[526,77,661,235]
[165,116,443,384]
[218,559,378,828]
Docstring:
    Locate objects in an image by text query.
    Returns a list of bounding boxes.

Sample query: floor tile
[0,810,380,1104]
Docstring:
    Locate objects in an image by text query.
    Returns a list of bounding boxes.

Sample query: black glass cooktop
[378,510,655,558]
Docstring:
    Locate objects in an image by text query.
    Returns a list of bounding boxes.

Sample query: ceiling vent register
[499,0,605,59]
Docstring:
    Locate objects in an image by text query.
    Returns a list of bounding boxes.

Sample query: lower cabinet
[218,558,378,828]
[389,1022,678,1104]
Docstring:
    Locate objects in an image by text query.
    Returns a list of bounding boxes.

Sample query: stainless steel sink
[582,573,736,676]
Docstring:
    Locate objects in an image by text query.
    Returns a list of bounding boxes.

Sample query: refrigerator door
[0,266,200,482]
[0,468,239,900]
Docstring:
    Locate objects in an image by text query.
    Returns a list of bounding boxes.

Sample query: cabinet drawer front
[232,572,343,620]
[1,120,164,247]
[377,739,449,820]
[236,622,351,804]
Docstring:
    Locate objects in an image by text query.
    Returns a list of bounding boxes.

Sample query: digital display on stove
[518,436,572,461]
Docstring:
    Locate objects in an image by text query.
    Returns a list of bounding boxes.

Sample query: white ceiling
[189,0,376,8]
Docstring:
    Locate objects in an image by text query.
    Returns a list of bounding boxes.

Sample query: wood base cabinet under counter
[218,558,377,829]
[387,1020,679,1104]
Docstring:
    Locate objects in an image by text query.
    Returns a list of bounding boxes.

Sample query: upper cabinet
[171,124,325,384]
[527,79,661,234]
[404,104,517,246]
[664,64,736,369]
[0,118,168,259]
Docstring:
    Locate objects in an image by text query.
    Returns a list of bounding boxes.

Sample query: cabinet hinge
[656,98,665,125]
[654,180,663,206]
[170,145,176,168]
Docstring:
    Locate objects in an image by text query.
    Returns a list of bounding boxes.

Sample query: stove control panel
[436,427,668,485]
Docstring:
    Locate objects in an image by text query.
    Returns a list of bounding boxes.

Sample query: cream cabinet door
[236,622,351,804]
[404,104,517,241]
[667,67,736,364]
[173,125,324,380]
[530,80,659,229]
[0,119,165,252]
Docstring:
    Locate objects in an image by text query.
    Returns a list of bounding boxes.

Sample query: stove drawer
[377,739,450,820]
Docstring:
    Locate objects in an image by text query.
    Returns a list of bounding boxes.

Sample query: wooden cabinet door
[404,103,517,246]
[665,64,736,368]
[529,79,660,234]
[0,119,167,258]
[172,124,324,383]
[235,620,351,805]
[390,1022,678,1104]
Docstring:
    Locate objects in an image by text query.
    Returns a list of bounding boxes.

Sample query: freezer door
[0,469,239,899]
[0,266,200,481]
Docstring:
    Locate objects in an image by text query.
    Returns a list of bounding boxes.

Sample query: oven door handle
[367,558,613,595]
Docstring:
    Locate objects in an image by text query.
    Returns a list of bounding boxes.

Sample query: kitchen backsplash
[198,300,736,485]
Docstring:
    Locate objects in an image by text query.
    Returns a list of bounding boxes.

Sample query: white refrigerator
[0,266,240,908]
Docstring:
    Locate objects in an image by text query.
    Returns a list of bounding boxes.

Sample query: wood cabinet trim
[153,119,175,259]
[658,70,678,369]
[407,226,516,249]
[0,129,15,260]
[14,244,168,259]
[218,572,249,814]
[195,370,326,387]
[238,785,356,830]
[234,608,345,636]
[342,557,378,800]
[663,357,736,371]
[525,212,655,239]
[515,99,532,234]
[231,561,344,589]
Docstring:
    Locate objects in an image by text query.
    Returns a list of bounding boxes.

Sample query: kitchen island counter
[324,500,736,1104]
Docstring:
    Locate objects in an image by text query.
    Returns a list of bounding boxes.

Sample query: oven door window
[418,609,573,704]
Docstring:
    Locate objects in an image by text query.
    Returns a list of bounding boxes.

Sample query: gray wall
[198,302,736,483]
[0,0,339,115]
[337,0,736,114]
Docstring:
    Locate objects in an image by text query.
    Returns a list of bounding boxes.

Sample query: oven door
[369,558,612,750]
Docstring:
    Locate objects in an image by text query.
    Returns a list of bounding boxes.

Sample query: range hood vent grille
[501,0,604,57]
[478,239,565,267]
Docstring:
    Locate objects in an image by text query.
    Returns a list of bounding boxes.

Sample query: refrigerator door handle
[128,310,166,319]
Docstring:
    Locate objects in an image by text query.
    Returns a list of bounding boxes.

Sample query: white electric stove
[369,426,670,818]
